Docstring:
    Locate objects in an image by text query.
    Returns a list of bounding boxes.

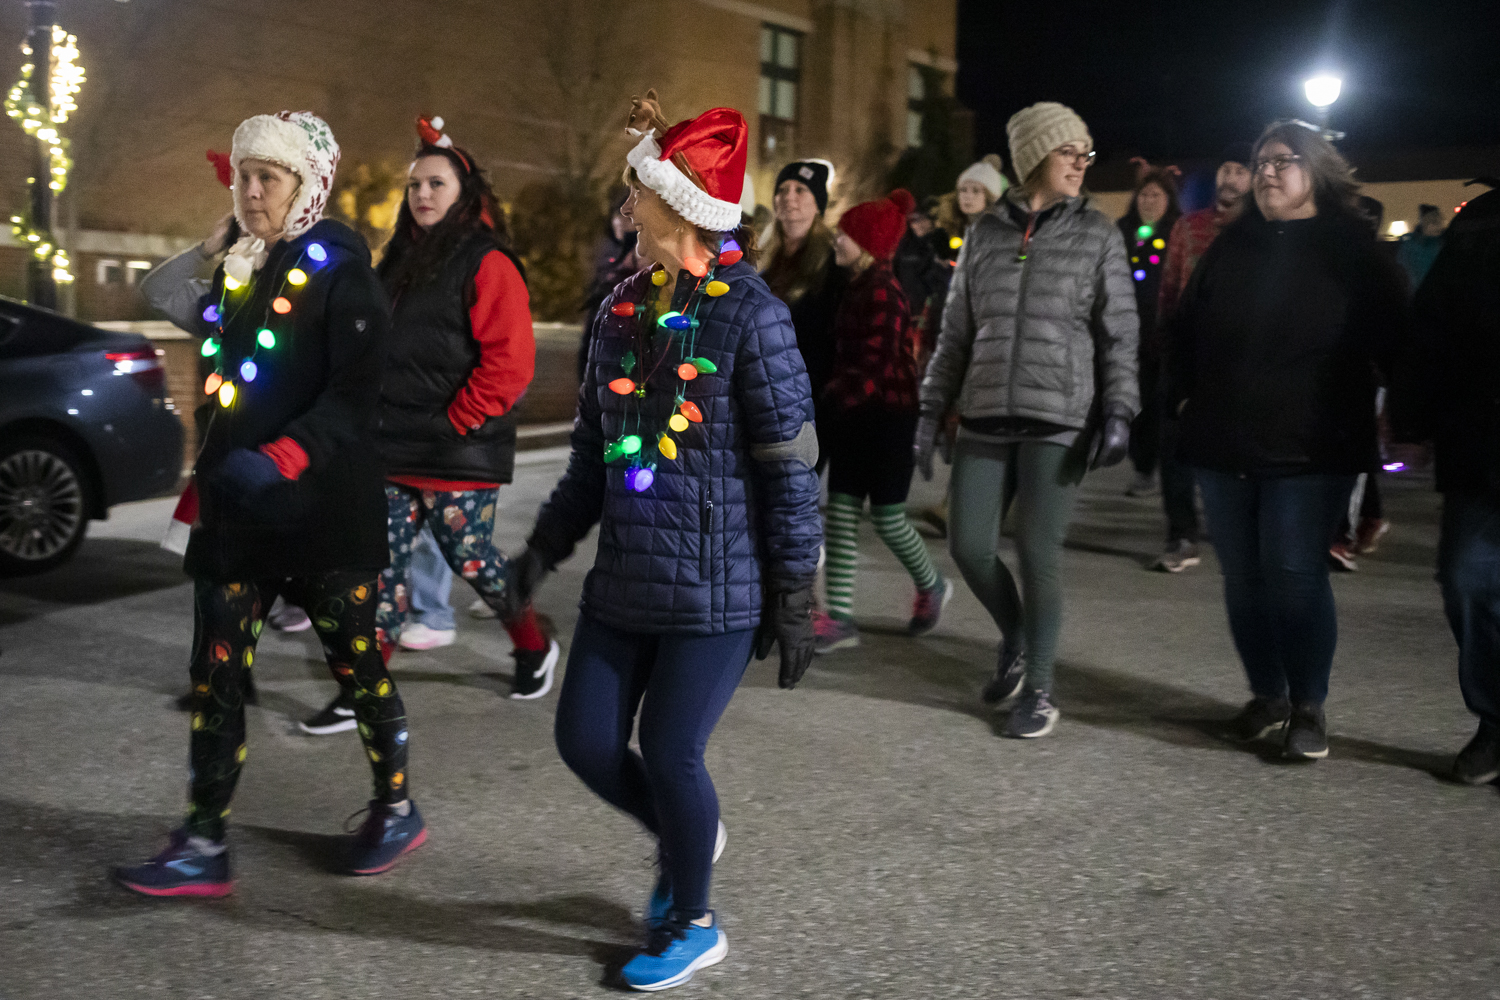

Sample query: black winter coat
[529,263,822,635]
[378,233,522,484]
[1390,188,1500,497]
[187,220,391,581]
[1169,210,1408,476]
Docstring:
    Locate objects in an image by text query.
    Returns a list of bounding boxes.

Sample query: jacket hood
[286,218,370,266]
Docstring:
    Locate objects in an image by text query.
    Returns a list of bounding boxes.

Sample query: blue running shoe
[621,913,728,992]
[646,820,727,926]
[115,828,234,898]
[343,800,427,875]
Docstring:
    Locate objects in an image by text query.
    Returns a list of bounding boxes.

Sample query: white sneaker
[468,598,497,620]
[399,622,456,650]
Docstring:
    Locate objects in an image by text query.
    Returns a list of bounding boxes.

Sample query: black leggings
[186,571,410,840]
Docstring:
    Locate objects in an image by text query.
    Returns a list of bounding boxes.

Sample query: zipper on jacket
[1007,216,1036,408]
[700,482,714,579]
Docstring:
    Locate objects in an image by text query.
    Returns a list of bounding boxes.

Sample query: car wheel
[0,435,92,576]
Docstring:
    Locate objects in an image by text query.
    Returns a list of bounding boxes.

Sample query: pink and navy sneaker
[908,576,954,635]
[115,828,234,898]
[343,800,427,875]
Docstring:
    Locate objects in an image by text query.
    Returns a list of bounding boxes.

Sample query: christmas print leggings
[186,571,409,841]
[378,485,539,653]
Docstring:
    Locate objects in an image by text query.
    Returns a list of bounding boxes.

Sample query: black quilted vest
[378,233,523,483]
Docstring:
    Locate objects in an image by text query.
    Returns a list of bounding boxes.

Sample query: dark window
[759,24,800,123]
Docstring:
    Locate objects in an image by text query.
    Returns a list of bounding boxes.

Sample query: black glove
[754,582,816,689]
[214,448,285,498]
[914,414,942,482]
[500,545,552,620]
[1089,414,1132,470]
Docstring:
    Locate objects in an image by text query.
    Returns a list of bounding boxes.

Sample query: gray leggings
[948,433,1084,691]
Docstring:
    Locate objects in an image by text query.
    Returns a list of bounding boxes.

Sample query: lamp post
[1304,74,1342,139]
[24,0,57,309]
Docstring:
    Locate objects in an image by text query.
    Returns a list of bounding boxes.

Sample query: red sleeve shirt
[447,250,535,435]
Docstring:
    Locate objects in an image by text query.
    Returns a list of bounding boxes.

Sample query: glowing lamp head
[1136,224,1153,240]
[669,413,690,433]
[223,275,243,291]
[1133,269,1147,282]
[620,435,642,456]
[204,372,223,395]
[287,268,308,286]
[306,243,327,262]
[257,329,276,349]
[202,305,220,323]
[657,310,682,329]
[608,377,636,395]
[1304,75,1342,108]
[200,338,220,358]
[677,363,699,381]
[271,297,291,314]
[679,401,703,423]
[664,314,694,331]
[949,235,963,250]
[1149,255,1160,265]
[239,359,258,382]
[218,381,236,407]
[611,301,637,317]
[683,257,707,278]
[651,269,669,286]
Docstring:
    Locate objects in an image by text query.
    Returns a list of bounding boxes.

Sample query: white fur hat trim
[228,112,340,272]
[627,131,741,233]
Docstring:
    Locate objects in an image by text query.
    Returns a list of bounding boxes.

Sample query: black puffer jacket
[1169,208,1409,476]
[187,219,391,581]
[1390,187,1500,496]
[378,233,523,483]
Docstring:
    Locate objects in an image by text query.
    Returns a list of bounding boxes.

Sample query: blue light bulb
[1133,269,1147,282]
[240,359,258,382]
[306,243,327,262]
[202,304,220,323]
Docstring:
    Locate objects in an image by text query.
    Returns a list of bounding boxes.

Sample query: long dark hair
[378,145,511,295]
[1251,120,1361,218]
[1120,168,1183,239]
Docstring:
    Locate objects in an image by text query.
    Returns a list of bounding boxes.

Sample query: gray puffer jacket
[920,193,1139,427]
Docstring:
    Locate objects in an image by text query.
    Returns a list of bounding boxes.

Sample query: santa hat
[626,97,748,233]
[838,194,907,262]
[161,480,198,555]
[415,115,474,172]
[223,111,340,282]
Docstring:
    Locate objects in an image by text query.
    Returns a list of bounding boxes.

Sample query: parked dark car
[0,295,183,575]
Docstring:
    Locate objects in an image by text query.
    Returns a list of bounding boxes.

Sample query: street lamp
[1304,75,1342,109]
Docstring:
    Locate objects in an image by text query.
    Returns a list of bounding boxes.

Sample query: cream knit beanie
[1007,102,1092,187]
[955,154,1007,202]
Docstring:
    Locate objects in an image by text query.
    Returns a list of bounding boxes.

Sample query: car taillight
[106,347,167,394]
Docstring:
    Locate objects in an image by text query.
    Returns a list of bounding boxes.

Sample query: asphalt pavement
[2,452,1497,1000]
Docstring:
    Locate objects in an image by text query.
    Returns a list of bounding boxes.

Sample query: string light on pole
[5,24,86,285]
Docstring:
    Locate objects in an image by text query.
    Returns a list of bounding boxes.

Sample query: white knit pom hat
[224,111,341,281]
[956,154,1007,202]
[1006,102,1092,187]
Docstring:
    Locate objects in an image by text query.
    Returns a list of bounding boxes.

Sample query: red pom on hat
[627,107,749,232]
[839,196,907,262]
[206,150,233,189]
[888,188,917,216]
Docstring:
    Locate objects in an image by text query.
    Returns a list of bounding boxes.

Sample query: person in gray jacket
[916,102,1139,738]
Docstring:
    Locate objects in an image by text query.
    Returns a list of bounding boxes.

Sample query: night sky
[956,0,1500,167]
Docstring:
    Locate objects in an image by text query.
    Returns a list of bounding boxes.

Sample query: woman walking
[506,93,819,991]
[814,192,950,653]
[117,112,424,896]
[373,117,556,690]
[1169,120,1407,759]
[759,158,845,457]
[1116,167,1182,496]
[918,102,1138,739]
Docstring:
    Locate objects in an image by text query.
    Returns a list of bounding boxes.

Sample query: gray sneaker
[1151,540,1201,573]
[1002,688,1059,739]
[1283,702,1329,760]
[981,647,1026,706]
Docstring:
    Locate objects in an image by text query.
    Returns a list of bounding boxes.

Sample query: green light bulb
[257,329,276,349]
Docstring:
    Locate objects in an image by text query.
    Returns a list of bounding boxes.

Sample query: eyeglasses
[1253,154,1303,175]
[1054,147,1096,169]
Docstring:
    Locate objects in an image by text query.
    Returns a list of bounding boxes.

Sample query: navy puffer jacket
[530,261,822,635]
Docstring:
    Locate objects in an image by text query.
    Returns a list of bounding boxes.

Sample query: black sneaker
[510,638,560,700]
[299,692,357,735]
[1227,695,1291,742]
[342,800,427,875]
[115,828,234,898]
[1452,721,1500,785]
[1150,539,1201,573]
[1283,702,1329,760]
[1001,688,1059,739]
[981,647,1026,706]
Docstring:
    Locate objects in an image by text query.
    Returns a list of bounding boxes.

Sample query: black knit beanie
[775,160,832,214]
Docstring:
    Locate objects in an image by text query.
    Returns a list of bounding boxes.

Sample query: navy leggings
[554,613,754,920]
[1197,470,1356,705]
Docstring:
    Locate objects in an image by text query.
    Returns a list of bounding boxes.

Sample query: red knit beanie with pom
[839,193,908,261]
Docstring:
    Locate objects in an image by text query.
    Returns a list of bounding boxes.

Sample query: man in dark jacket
[1390,182,1500,784]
